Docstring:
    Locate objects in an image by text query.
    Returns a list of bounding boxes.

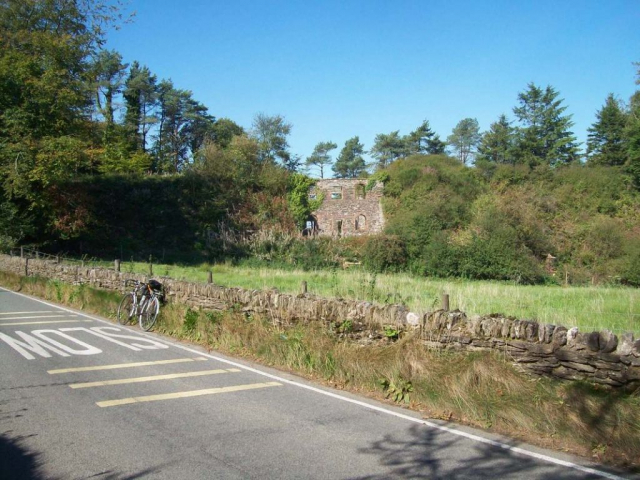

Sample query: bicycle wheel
[117,294,136,325]
[139,296,160,331]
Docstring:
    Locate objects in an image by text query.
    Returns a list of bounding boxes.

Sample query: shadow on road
[0,432,49,480]
[352,424,621,480]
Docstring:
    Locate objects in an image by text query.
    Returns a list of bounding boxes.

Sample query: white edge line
[0,286,625,480]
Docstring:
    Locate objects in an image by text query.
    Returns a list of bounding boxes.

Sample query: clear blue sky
[106,0,640,175]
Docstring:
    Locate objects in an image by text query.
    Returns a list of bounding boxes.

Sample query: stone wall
[310,179,384,237]
[1,253,638,387]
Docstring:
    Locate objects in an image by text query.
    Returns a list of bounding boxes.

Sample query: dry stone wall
[1,254,638,387]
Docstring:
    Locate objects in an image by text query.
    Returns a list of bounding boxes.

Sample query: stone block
[552,366,583,381]
[566,327,579,347]
[538,324,555,344]
[585,331,601,352]
[552,326,567,347]
[500,318,513,338]
[616,332,635,356]
[555,348,594,364]
[466,314,480,335]
[523,321,539,342]
[524,343,555,355]
[558,361,596,373]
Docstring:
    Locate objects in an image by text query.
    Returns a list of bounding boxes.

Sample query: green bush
[620,238,640,286]
[410,232,460,278]
[457,229,544,284]
[362,235,407,273]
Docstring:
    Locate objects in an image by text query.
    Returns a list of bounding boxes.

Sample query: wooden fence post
[20,246,24,258]
[115,259,121,272]
[207,271,213,284]
[442,293,450,312]
[301,281,308,294]
[24,258,28,276]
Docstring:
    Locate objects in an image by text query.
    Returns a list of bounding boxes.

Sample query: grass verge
[1,271,639,470]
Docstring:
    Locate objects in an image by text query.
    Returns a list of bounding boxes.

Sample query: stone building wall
[310,179,384,237]
[1,253,638,387]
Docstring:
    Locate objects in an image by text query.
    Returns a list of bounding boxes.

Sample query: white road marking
[0,286,624,480]
[70,368,242,388]
[96,381,282,407]
[0,320,91,326]
[0,314,77,320]
[0,311,60,315]
[48,357,208,374]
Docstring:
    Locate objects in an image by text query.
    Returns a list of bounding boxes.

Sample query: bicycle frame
[118,279,162,330]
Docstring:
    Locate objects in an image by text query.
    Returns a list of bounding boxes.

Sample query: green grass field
[98,259,639,334]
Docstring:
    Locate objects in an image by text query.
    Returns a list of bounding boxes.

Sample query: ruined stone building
[307,179,384,237]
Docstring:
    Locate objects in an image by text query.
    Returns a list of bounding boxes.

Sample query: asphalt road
[0,286,632,480]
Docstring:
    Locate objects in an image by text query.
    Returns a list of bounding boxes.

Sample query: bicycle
[117,279,163,331]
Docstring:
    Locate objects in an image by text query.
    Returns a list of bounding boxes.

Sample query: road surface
[0,286,631,479]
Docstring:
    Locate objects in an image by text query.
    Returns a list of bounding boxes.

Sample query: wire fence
[8,246,106,268]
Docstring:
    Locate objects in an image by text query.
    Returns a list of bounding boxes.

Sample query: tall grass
[159,304,640,469]
[100,259,640,334]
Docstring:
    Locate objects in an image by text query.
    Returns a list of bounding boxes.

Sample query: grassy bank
[1,271,638,470]
[98,259,640,334]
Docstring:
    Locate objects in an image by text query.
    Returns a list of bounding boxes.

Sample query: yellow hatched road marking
[0,314,77,320]
[97,381,282,407]
[70,368,242,389]
[48,357,208,374]
[0,320,90,326]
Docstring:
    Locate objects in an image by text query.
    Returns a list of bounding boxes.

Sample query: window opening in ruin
[309,186,317,200]
[303,215,318,236]
[330,186,342,199]
[336,220,342,237]
[355,183,365,199]
[355,214,366,230]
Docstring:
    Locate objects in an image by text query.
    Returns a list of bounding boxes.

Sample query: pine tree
[406,120,445,155]
[333,137,366,178]
[587,94,628,166]
[370,131,407,169]
[625,90,640,188]
[447,118,481,165]
[512,84,579,167]
[477,114,515,165]
[306,141,337,178]
[123,62,158,152]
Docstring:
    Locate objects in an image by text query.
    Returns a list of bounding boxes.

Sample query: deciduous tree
[251,113,292,165]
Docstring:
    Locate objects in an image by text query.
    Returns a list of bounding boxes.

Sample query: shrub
[362,235,407,273]
[457,228,544,284]
[620,238,640,286]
